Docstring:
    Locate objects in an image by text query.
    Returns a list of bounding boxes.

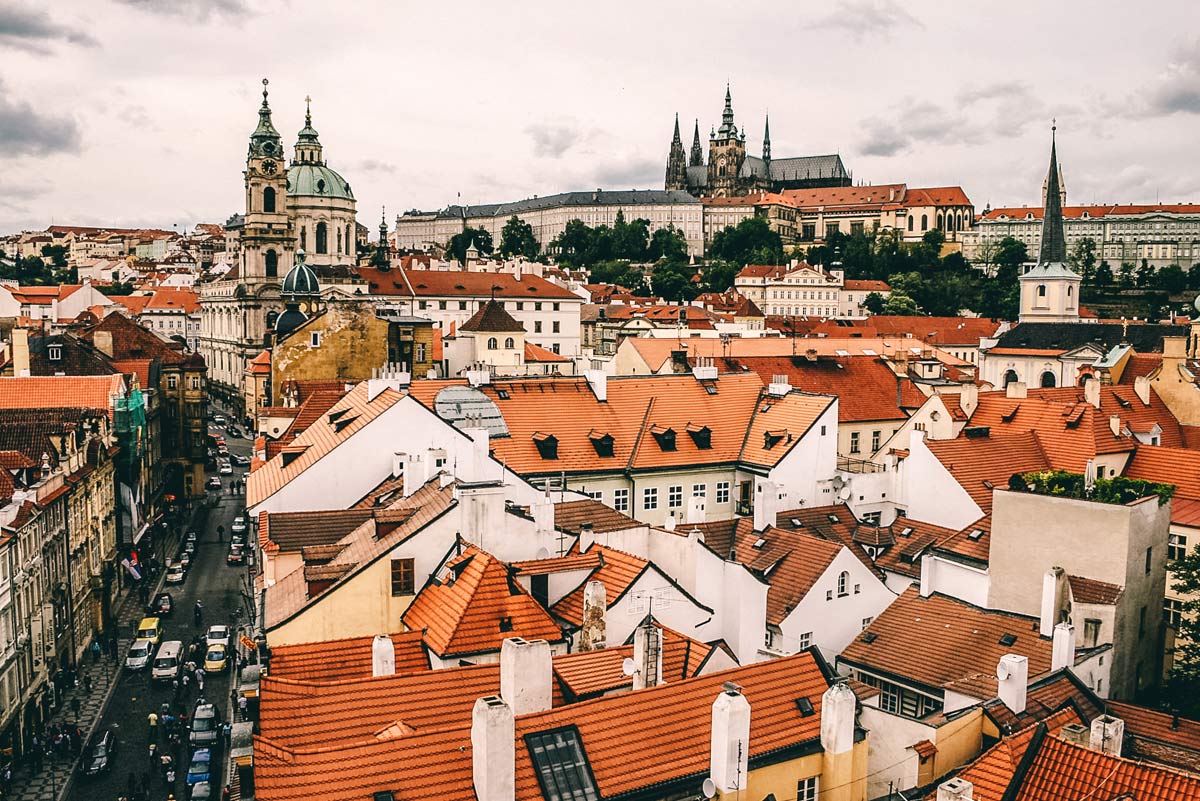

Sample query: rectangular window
[459,301,467,310]
[418,300,428,310]
[668,485,683,508]
[1169,533,1188,562]
[311,332,322,347]
[438,300,447,310]
[1139,606,1147,638]
[416,343,426,363]
[871,430,881,451]
[167,375,177,390]
[1083,618,1101,648]
[526,728,600,801]
[534,321,543,333]
[643,487,658,510]
[613,488,629,513]
[715,481,730,504]
[586,490,603,502]
[390,558,414,596]
[1165,598,1184,628]
[517,302,525,310]
[692,483,706,498]
[535,302,543,311]
[862,616,873,630]
[850,432,860,454]
[553,302,560,311]
[797,631,812,649]
[552,321,560,334]
[797,778,819,801]
[1146,547,1153,575]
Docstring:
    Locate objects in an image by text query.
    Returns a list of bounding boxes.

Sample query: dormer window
[649,425,676,452]
[48,345,61,361]
[685,423,711,449]
[532,432,558,460]
[763,429,789,450]
[588,430,614,458]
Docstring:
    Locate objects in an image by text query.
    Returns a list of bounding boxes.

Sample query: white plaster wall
[599,567,713,649]
[920,555,990,608]
[765,400,840,507]
[896,432,983,530]
[858,705,928,800]
[781,549,898,661]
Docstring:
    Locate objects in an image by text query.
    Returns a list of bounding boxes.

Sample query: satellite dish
[621,657,637,677]
[831,475,845,491]
[838,485,852,501]
[996,661,1010,681]
[701,778,717,799]
[1194,294,1200,314]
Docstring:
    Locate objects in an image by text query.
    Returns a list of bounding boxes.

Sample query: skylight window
[862,349,877,356]
[795,697,815,716]
[827,514,840,524]
[862,632,877,644]
[899,527,914,537]
[998,633,1017,646]
[526,727,600,801]
[790,518,804,528]
[967,529,985,541]
[835,349,849,357]
[752,538,766,549]
[496,389,510,400]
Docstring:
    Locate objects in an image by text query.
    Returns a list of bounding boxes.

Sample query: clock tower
[706,85,747,197]
[242,78,293,283]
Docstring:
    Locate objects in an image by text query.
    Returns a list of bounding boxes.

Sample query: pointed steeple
[379,206,389,245]
[665,113,688,190]
[248,77,282,159]
[763,114,772,163]
[717,83,737,138]
[689,119,703,166]
[294,94,324,165]
[1038,123,1067,265]
[672,113,682,145]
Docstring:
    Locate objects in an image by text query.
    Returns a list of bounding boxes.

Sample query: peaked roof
[550,544,652,627]
[0,375,125,419]
[926,431,1051,513]
[458,298,524,333]
[1038,129,1067,266]
[402,543,564,658]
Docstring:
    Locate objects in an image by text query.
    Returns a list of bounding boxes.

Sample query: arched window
[937,213,944,229]
[1067,286,1073,297]
[1037,284,1047,297]
[1003,369,1019,387]
[1040,371,1057,388]
[837,571,849,597]
[487,337,498,350]
[315,222,328,254]
[907,216,914,232]
[265,249,278,278]
[263,186,276,213]
[921,214,928,231]
[504,337,515,349]
[300,226,306,251]
[336,227,342,254]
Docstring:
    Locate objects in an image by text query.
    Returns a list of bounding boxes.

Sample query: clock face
[261,159,277,175]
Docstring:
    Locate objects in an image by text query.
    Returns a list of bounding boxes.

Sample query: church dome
[281,249,320,296]
[287,163,354,200]
[274,304,309,337]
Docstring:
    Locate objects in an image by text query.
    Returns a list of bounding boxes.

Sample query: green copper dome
[281,249,320,297]
[286,163,354,200]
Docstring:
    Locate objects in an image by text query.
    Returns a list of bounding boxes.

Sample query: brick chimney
[471,696,515,801]
[499,637,552,716]
[579,580,606,651]
[710,682,751,793]
[1005,380,1027,399]
[371,634,395,677]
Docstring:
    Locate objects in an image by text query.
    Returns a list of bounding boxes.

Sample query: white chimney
[371,634,396,677]
[1005,381,1027,399]
[471,696,515,801]
[768,374,792,396]
[632,620,663,690]
[466,369,491,387]
[532,497,555,549]
[499,638,553,716]
[578,522,595,553]
[579,580,607,651]
[1051,622,1076,672]
[1089,714,1124,756]
[1039,566,1067,637]
[664,512,677,532]
[584,369,607,402]
[710,682,751,793]
[820,681,856,756]
[1109,415,1121,437]
[996,654,1029,714]
[402,453,424,498]
[391,452,405,480]
[936,777,974,801]
[1083,377,1101,409]
[461,426,492,481]
[685,493,707,525]
[1133,375,1152,406]
[753,480,781,532]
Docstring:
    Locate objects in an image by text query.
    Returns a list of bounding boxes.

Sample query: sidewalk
[8,504,208,801]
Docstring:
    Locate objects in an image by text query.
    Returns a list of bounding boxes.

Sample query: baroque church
[199,79,357,415]
[666,86,852,198]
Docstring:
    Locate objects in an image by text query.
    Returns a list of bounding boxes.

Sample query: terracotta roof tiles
[550,545,650,627]
[927,431,1051,513]
[1067,574,1124,605]
[268,631,430,683]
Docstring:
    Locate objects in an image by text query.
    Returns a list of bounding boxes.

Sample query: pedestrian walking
[82,672,92,694]
[237,693,248,719]
[147,711,158,740]
[147,742,157,767]
[69,696,80,719]
[222,721,231,747]
[195,666,205,692]
[90,639,101,663]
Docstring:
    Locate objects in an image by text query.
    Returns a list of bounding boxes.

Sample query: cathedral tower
[1019,125,1080,324]
[689,119,704,167]
[707,85,747,197]
[242,78,294,283]
[665,114,688,191]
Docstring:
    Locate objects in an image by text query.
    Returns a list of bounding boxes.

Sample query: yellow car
[203,643,228,673]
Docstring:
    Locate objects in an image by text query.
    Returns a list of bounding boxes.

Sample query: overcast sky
[2,0,1199,235]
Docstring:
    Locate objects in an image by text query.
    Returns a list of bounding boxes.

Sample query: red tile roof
[0,375,124,418]
[1125,446,1200,500]
[981,669,1100,736]
[551,623,716,699]
[982,203,1200,221]
[927,431,1051,513]
[459,298,524,332]
[550,545,650,627]
[844,279,892,292]
[1107,700,1200,759]
[730,355,911,423]
[268,631,430,682]
[808,315,1003,347]
[143,288,200,314]
[523,342,569,362]
[1067,574,1123,606]
[357,267,578,300]
[402,544,564,658]
[551,499,641,535]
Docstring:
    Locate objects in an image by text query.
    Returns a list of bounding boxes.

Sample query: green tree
[862,292,886,315]
[647,226,688,264]
[611,211,650,262]
[976,237,1026,320]
[881,290,920,315]
[1069,238,1097,284]
[1095,260,1114,285]
[447,226,494,263]
[700,259,739,293]
[1136,258,1155,288]
[649,261,697,302]
[1157,264,1187,294]
[709,216,784,266]
[1188,263,1200,291]
[40,244,69,269]
[1118,262,1134,289]
[98,281,136,295]
[498,216,539,259]
[1166,545,1200,716]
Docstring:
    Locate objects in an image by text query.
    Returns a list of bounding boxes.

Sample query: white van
[152,640,184,683]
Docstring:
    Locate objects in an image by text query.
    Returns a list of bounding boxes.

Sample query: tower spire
[1038,122,1067,265]
[763,114,771,162]
[665,112,688,191]
[690,119,703,166]
[248,77,282,158]
[295,94,323,165]
[672,113,682,145]
[718,83,737,138]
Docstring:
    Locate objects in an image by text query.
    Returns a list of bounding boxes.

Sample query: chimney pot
[1089,714,1125,756]
[710,682,751,792]
[499,638,553,716]
[579,581,607,652]
[471,696,515,801]
[1051,622,1076,672]
[936,777,974,801]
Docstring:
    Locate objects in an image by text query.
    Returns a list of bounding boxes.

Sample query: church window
[1003,370,1019,388]
[300,227,307,251]
[347,225,353,254]
[263,186,276,213]
[937,213,944,229]
[1040,371,1056,388]
[504,337,515,349]
[487,337,498,350]
[337,227,342,254]
[921,215,928,231]
[316,222,328,254]
[265,249,278,278]
[1037,284,1047,297]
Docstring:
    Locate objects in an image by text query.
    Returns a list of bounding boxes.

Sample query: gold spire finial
[305,94,312,123]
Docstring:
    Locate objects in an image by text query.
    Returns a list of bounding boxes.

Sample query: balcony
[837,456,886,474]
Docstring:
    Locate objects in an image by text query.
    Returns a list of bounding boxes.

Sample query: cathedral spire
[1038,122,1067,265]
[665,113,688,191]
[718,83,737,138]
[294,94,324,165]
[248,77,282,158]
[763,114,771,163]
[690,119,703,166]
[672,113,682,145]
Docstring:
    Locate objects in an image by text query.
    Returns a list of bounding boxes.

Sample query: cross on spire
[261,77,269,105]
[305,94,312,125]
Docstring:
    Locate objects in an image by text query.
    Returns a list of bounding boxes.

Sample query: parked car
[231,516,247,534]
[186,748,213,786]
[148,592,173,617]
[152,641,184,683]
[190,780,213,800]
[204,643,228,673]
[206,625,230,648]
[136,616,162,644]
[185,531,198,545]
[190,701,221,746]
[213,415,226,425]
[226,545,245,566]
[231,454,250,467]
[218,462,233,475]
[183,539,197,555]
[206,476,222,491]
[178,551,192,569]
[125,640,153,671]
[165,563,186,584]
[79,727,118,776]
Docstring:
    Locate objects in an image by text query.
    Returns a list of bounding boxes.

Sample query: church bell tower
[242,78,294,284]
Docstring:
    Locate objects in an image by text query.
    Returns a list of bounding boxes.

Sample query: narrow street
[63,427,254,801]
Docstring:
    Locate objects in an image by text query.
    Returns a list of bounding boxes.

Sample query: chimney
[391,452,405,480]
[1060,723,1091,747]
[1039,566,1067,637]
[402,453,424,497]
[471,696,515,801]
[1164,335,1187,364]
[664,512,677,532]
[371,634,396,677]
[936,778,974,801]
[1083,376,1101,409]
[579,580,607,651]
[768,374,791,396]
[685,493,707,525]
[1089,714,1125,756]
[584,369,607,402]
[1109,415,1121,437]
[996,654,1029,714]
[1051,622,1076,672]
[631,620,663,690]
[578,522,595,553]
[820,681,856,756]
[958,383,979,417]
[1133,375,1151,407]
[710,682,751,793]
[499,638,553,716]
[12,328,30,377]
[1005,380,1027,399]
[753,480,781,532]
[94,329,114,358]
[460,426,492,481]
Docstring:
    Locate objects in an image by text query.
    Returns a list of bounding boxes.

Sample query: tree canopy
[498,216,540,260]
[446,227,494,263]
[708,216,784,266]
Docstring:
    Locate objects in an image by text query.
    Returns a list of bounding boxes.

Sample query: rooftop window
[650,425,676,452]
[588,430,614,458]
[533,432,558,460]
[685,423,711,449]
[526,727,600,801]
